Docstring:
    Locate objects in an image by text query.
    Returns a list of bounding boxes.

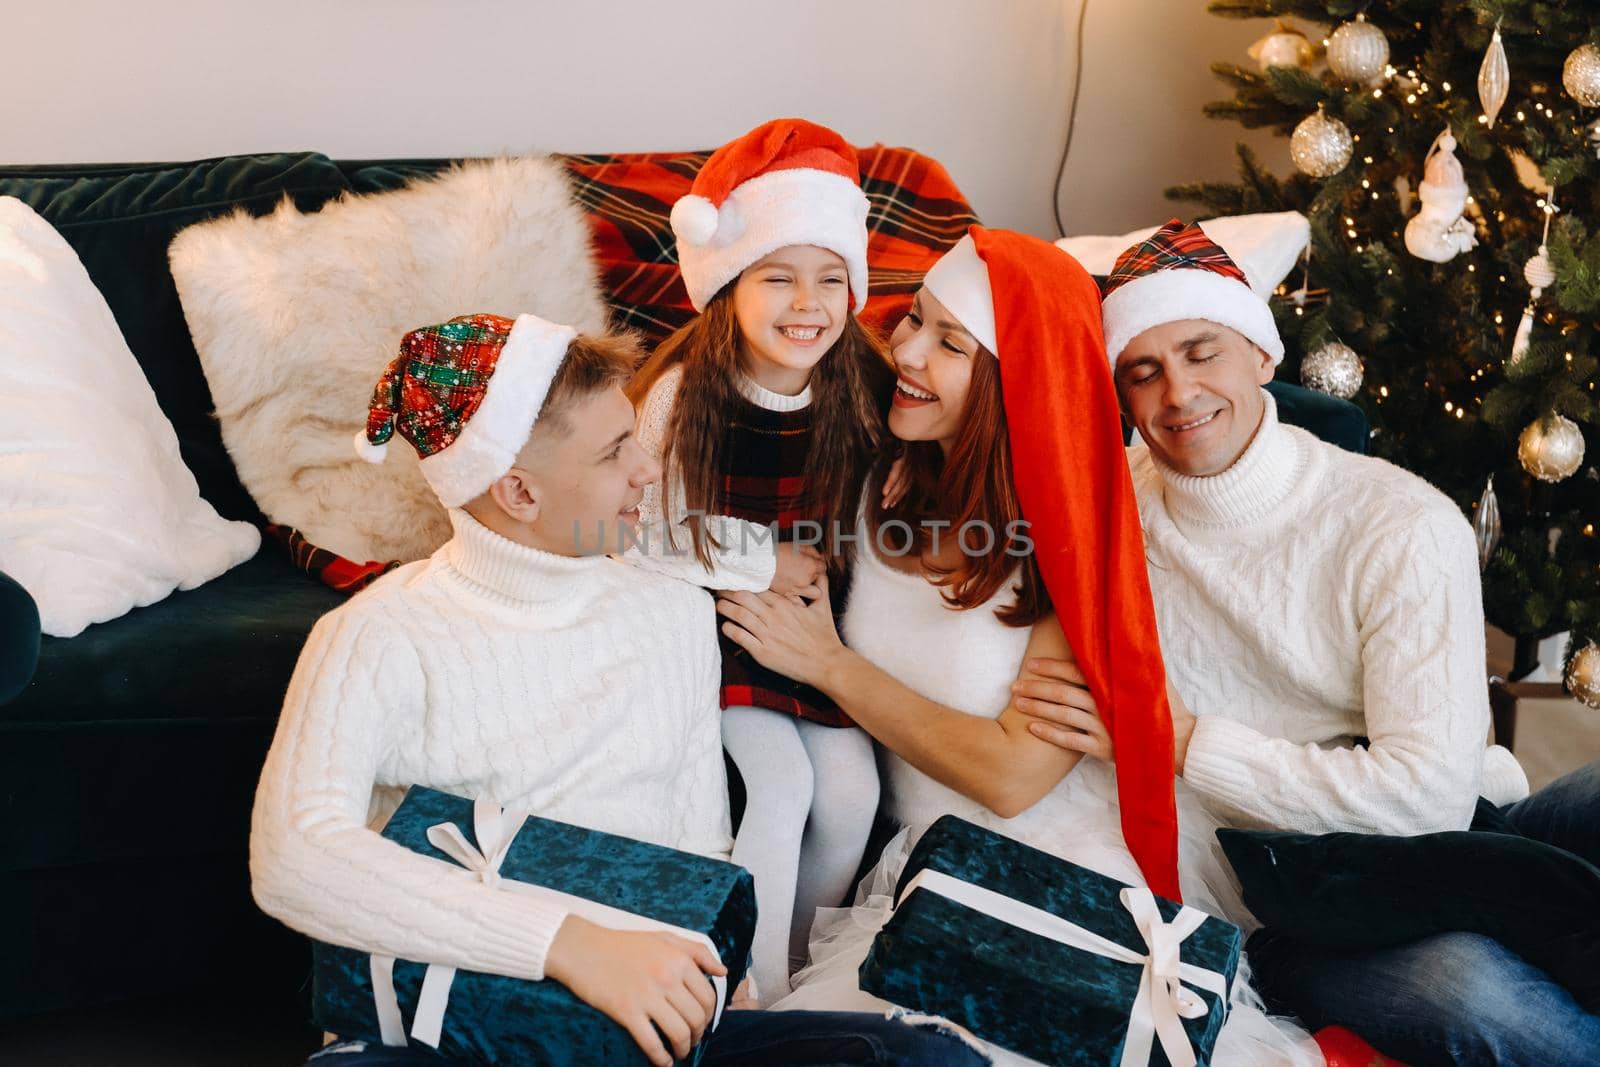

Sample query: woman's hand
[716,574,845,689]
[1012,655,1114,763]
[880,456,911,509]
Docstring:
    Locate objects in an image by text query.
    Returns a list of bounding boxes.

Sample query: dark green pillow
[0,570,40,705]
[1217,801,1600,1012]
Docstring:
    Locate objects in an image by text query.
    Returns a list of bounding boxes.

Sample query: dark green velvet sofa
[0,152,1367,1023]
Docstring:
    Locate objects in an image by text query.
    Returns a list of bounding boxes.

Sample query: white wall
[4,0,1283,238]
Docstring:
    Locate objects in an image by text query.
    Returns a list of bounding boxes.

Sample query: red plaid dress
[714,398,853,728]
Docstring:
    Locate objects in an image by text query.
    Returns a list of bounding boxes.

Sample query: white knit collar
[736,370,813,412]
[1150,389,1304,529]
[442,508,607,608]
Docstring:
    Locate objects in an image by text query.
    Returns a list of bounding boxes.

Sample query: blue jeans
[1249,761,1600,1067]
[308,1008,987,1066]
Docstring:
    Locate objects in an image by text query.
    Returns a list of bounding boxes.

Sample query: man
[1019,220,1600,1066]
[252,313,981,1067]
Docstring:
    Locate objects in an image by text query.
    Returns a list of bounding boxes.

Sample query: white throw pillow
[0,197,260,638]
[169,157,607,564]
[1055,211,1310,297]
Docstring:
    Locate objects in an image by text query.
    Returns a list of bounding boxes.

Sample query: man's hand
[717,573,846,689]
[1014,655,1113,762]
[768,541,824,596]
[545,916,726,1067]
[1017,659,1200,774]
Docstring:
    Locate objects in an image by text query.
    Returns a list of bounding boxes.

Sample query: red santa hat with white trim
[923,228,1182,902]
[671,118,871,312]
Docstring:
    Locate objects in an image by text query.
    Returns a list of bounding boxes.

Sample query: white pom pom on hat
[670,194,720,247]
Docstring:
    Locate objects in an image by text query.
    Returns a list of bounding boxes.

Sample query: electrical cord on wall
[1052,0,1091,238]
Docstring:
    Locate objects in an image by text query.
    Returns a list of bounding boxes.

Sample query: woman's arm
[715,580,1109,818]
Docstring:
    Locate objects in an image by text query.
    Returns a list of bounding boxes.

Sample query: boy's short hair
[530,331,642,445]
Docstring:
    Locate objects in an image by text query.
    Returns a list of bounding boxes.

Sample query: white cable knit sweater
[250,509,732,983]
[1134,391,1528,835]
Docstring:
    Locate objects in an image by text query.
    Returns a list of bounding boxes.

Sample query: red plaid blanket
[563,143,978,345]
[270,145,978,592]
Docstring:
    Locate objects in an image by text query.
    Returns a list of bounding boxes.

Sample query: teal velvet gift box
[860,815,1240,1066]
[311,787,755,1066]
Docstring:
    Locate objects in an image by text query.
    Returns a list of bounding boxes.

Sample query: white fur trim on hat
[418,314,576,508]
[921,233,997,356]
[1101,268,1284,369]
[674,168,870,312]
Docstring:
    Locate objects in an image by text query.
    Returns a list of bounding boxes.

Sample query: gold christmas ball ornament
[1564,44,1600,107]
[1300,342,1365,400]
[1327,16,1390,85]
[1567,642,1600,709]
[1291,108,1354,178]
[1249,21,1315,73]
[1518,414,1587,482]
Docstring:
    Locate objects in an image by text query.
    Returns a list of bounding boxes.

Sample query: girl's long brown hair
[628,288,893,573]
[867,345,1048,627]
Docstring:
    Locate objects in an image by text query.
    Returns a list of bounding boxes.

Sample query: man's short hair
[530,331,643,445]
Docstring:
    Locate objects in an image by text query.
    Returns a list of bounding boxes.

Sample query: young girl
[625,118,894,1002]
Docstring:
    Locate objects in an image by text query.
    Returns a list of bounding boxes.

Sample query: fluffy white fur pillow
[169,158,607,564]
[0,197,260,637]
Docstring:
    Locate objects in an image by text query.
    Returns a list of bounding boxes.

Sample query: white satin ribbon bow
[895,869,1229,1067]
[370,797,729,1050]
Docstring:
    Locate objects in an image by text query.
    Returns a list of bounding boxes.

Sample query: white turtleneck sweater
[250,509,732,983]
[1132,390,1528,836]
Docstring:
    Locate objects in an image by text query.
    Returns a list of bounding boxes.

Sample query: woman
[715,228,1320,1066]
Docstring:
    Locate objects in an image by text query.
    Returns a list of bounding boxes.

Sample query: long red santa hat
[922,226,1181,900]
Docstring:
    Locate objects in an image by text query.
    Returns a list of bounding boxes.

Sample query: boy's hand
[546,915,726,1067]
[768,541,824,596]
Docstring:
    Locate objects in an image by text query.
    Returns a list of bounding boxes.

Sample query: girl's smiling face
[731,245,850,395]
[887,286,982,451]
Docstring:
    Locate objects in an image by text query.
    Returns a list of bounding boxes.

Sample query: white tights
[721,706,880,1002]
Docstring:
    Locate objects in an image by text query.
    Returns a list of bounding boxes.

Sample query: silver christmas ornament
[1567,641,1600,709]
[1474,475,1502,571]
[1518,414,1586,482]
[1327,15,1390,85]
[1479,24,1510,129]
[1291,107,1354,178]
[1587,119,1600,160]
[1564,44,1600,107]
[1249,20,1315,73]
[1300,341,1365,399]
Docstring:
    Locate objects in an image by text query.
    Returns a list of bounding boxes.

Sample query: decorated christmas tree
[1172,0,1600,705]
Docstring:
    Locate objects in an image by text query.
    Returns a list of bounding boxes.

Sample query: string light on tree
[1292,105,1354,177]
[1518,413,1586,482]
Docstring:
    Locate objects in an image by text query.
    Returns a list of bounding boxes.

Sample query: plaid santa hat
[354,312,576,508]
[1100,216,1308,369]
[671,118,870,312]
[924,228,1182,902]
